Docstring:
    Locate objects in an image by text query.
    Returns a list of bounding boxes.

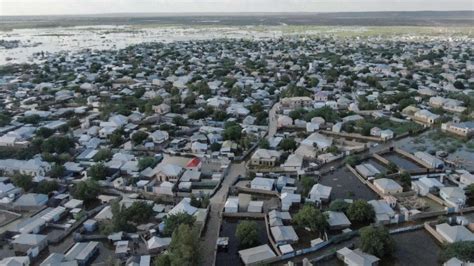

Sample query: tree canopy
[73,179,100,202]
[359,225,395,258]
[293,205,328,235]
[163,213,196,236]
[440,241,474,262]
[346,200,375,224]
[236,220,260,249]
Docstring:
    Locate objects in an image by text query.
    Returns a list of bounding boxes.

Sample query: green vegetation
[50,164,66,178]
[222,121,243,141]
[344,117,422,136]
[35,180,59,194]
[138,157,159,171]
[329,199,351,212]
[236,221,260,249]
[73,179,100,202]
[11,174,33,191]
[346,200,375,224]
[132,131,149,145]
[359,226,395,257]
[279,137,297,151]
[87,163,107,180]
[156,224,200,266]
[293,205,328,235]
[94,149,113,162]
[163,213,196,236]
[300,176,316,197]
[440,241,474,262]
[258,139,270,149]
[344,155,361,167]
[102,200,154,233]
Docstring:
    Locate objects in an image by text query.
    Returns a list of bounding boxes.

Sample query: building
[414,151,444,169]
[307,184,332,203]
[250,177,275,191]
[147,236,171,253]
[355,163,381,180]
[326,211,351,230]
[441,122,474,138]
[0,158,51,177]
[436,223,474,243]
[413,109,440,125]
[270,225,299,245]
[224,197,238,213]
[368,199,396,224]
[439,187,466,207]
[65,241,99,266]
[154,163,183,182]
[238,244,276,265]
[12,234,48,257]
[250,149,281,167]
[336,247,380,266]
[373,178,403,195]
[280,96,313,109]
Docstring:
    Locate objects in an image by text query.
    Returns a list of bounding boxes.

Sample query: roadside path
[200,162,246,266]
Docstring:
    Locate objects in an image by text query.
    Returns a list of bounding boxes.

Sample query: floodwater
[215,218,269,266]
[0,25,283,65]
[383,153,424,172]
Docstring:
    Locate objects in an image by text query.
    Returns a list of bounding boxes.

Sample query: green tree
[12,174,33,191]
[387,162,398,173]
[73,179,100,202]
[172,116,187,126]
[50,164,66,178]
[293,205,328,235]
[258,139,270,149]
[399,172,411,188]
[440,241,474,262]
[131,131,149,145]
[359,226,395,257]
[344,155,361,167]
[138,157,158,171]
[87,163,107,180]
[347,200,375,224]
[279,138,297,151]
[163,213,196,236]
[36,127,55,138]
[41,136,75,154]
[109,129,124,147]
[236,221,260,249]
[35,180,59,194]
[300,176,316,197]
[167,224,200,266]
[210,142,221,152]
[329,199,351,212]
[94,149,113,162]
[222,122,242,141]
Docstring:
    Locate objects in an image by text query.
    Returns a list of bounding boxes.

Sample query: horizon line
[2,10,474,17]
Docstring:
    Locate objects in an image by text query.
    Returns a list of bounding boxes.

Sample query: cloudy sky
[1,0,472,16]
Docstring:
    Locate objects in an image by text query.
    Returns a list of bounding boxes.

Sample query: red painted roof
[186,157,201,168]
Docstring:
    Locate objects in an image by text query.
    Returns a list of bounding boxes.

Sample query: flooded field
[394,129,474,171]
[215,218,269,266]
[319,166,378,201]
[0,25,283,65]
[387,230,441,266]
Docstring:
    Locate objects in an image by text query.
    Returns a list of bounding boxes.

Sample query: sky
[1,0,473,16]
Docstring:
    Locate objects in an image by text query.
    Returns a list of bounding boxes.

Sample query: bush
[131,131,149,145]
[94,149,113,162]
